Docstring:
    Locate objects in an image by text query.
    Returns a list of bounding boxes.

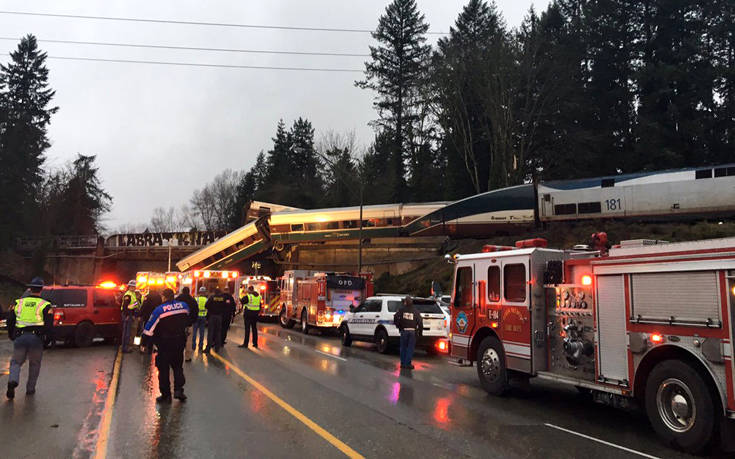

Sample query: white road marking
[544,423,660,459]
[316,350,347,362]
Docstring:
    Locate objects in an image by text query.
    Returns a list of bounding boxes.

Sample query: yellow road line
[211,351,364,459]
[93,346,123,459]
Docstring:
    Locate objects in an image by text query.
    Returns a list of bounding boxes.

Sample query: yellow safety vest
[246,293,262,311]
[122,291,139,310]
[14,297,50,328]
[196,295,208,317]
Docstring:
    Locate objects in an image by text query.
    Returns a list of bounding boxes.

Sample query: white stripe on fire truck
[503,342,531,357]
[452,335,470,346]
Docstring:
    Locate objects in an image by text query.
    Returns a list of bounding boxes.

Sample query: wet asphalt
[0,324,710,458]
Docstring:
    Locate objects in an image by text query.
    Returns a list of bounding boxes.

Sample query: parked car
[339,296,449,354]
[40,284,122,347]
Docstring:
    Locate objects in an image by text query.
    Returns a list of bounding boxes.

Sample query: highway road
[0,324,715,458]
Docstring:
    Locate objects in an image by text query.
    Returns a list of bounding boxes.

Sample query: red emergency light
[515,238,548,249]
[482,245,514,253]
[581,275,593,286]
[435,339,449,353]
[98,281,117,289]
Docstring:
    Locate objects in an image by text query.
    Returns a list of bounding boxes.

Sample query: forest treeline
[186,0,734,232]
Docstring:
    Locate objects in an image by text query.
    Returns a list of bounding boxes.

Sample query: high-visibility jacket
[246,293,262,311]
[122,291,139,311]
[196,295,208,317]
[14,297,51,328]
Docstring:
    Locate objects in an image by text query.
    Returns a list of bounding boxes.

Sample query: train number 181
[605,198,623,211]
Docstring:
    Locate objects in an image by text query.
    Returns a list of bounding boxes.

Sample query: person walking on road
[204,287,228,353]
[120,281,140,353]
[393,296,422,370]
[192,287,208,353]
[221,286,236,345]
[176,287,199,362]
[142,288,190,403]
[6,277,53,399]
[239,286,261,349]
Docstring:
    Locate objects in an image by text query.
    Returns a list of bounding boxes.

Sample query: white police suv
[339,296,449,354]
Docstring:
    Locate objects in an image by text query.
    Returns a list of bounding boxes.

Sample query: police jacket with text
[142,300,190,343]
[205,294,228,316]
[393,304,423,331]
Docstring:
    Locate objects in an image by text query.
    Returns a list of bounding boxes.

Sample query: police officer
[6,277,53,399]
[239,286,261,349]
[393,296,422,370]
[191,287,208,353]
[204,287,228,353]
[142,288,189,403]
[220,286,236,345]
[120,281,139,353]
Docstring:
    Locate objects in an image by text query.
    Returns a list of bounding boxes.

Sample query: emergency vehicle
[184,270,239,296]
[135,272,182,296]
[339,296,449,354]
[278,270,374,334]
[236,275,280,318]
[447,236,735,453]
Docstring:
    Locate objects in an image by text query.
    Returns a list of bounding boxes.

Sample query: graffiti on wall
[106,231,226,248]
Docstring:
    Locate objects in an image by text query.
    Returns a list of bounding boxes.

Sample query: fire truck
[278,270,374,334]
[448,236,735,454]
[236,275,280,318]
[135,272,181,296]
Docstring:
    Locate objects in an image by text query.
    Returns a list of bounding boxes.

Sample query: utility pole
[358,184,363,273]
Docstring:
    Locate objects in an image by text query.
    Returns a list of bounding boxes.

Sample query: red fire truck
[278,270,374,334]
[236,275,280,318]
[448,236,735,454]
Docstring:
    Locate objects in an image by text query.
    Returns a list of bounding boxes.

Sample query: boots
[173,389,187,402]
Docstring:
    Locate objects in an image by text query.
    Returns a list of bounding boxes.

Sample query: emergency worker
[204,287,227,353]
[6,277,53,399]
[175,286,199,362]
[192,287,208,352]
[393,296,422,370]
[221,286,236,344]
[120,281,139,353]
[142,288,189,403]
[239,286,261,348]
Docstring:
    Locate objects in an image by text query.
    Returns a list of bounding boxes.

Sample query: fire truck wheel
[645,360,717,454]
[280,307,294,329]
[476,336,509,395]
[301,310,310,335]
[340,325,352,346]
[375,328,390,354]
[74,322,95,348]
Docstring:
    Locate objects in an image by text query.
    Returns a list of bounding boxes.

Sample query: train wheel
[476,336,509,395]
[645,360,717,454]
[300,309,310,335]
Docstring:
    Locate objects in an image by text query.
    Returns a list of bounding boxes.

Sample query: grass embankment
[374,220,735,296]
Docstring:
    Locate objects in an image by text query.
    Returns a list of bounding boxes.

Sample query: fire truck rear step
[535,371,625,395]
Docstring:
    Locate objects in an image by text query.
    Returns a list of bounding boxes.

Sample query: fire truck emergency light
[203,272,211,278]
[650,333,664,344]
[98,281,117,289]
[581,275,592,286]
[137,275,147,284]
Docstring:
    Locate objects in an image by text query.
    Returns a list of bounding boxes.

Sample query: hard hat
[128,280,137,287]
[27,277,45,288]
[199,286,207,293]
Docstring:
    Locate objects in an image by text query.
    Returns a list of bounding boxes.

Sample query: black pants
[206,315,223,351]
[155,338,185,396]
[243,310,259,347]
[222,313,232,343]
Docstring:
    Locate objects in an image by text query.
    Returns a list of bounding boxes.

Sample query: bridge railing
[16,235,99,250]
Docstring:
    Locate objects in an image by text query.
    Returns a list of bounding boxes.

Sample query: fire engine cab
[448,236,735,454]
[278,270,374,334]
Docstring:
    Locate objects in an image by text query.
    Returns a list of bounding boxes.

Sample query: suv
[339,296,449,354]
[40,285,122,347]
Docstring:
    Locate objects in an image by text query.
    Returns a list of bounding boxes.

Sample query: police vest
[196,296,208,317]
[246,294,262,311]
[122,291,139,310]
[14,297,50,328]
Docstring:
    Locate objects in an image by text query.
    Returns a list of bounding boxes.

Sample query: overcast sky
[0,0,551,231]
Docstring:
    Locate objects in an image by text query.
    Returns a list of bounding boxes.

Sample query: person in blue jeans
[192,287,208,352]
[393,297,422,370]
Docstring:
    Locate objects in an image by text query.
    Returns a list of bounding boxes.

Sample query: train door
[450,263,475,360]
[499,256,532,373]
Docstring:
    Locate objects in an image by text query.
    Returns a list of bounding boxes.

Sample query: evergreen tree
[54,154,112,235]
[357,0,431,201]
[289,117,323,208]
[228,171,257,230]
[258,119,294,205]
[0,35,58,246]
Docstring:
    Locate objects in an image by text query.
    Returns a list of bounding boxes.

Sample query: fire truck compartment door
[596,274,629,384]
[499,258,532,370]
[450,264,475,359]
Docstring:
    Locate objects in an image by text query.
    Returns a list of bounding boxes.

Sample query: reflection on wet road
[1,324,700,458]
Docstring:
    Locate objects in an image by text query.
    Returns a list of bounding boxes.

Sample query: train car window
[454,267,473,309]
[729,167,735,176]
[554,203,577,215]
[362,220,376,228]
[695,169,712,179]
[343,220,358,229]
[487,266,500,302]
[504,264,527,302]
[291,224,304,231]
[578,202,602,214]
[601,178,615,188]
[326,222,339,230]
[715,167,727,177]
